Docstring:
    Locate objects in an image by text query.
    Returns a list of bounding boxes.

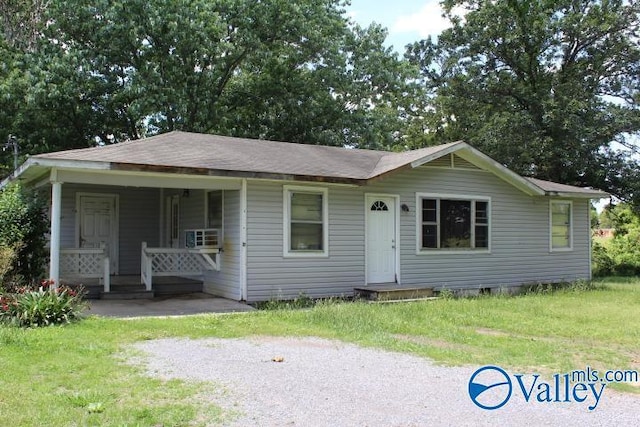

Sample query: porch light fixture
[401,204,410,212]
[182,189,190,198]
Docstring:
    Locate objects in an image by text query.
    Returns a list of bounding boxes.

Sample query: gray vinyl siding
[367,166,591,289]
[245,166,592,302]
[203,190,241,299]
[59,184,160,275]
[163,189,242,298]
[246,181,365,302]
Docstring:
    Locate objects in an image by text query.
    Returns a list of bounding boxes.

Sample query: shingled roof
[13,131,607,197]
[34,131,462,181]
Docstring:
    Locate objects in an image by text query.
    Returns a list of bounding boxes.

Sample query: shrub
[592,241,614,277]
[592,203,640,277]
[437,288,455,299]
[255,293,319,310]
[0,245,17,290]
[0,183,49,283]
[0,280,87,327]
[608,229,640,276]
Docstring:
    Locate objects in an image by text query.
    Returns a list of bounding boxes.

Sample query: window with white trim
[284,186,328,256]
[419,196,490,250]
[550,200,572,250]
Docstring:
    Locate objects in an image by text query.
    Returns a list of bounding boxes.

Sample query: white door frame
[75,192,119,274]
[364,193,401,285]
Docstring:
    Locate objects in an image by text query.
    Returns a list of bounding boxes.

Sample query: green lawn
[1,277,639,426]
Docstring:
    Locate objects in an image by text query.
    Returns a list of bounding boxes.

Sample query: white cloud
[392,1,465,39]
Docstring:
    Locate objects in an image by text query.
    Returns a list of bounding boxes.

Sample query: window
[284,186,328,257]
[207,190,223,230]
[550,200,572,251]
[418,194,490,251]
[371,201,389,211]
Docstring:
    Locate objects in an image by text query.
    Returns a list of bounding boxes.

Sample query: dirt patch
[474,327,510,337]
[392,334,474,352]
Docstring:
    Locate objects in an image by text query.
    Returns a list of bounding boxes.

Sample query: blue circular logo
[468,365,513,410]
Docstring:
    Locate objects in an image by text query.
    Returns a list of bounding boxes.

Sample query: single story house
[2,131,607,301]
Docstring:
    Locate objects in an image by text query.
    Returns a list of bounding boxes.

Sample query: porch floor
[61,275,204,299]
[87,293,254,318]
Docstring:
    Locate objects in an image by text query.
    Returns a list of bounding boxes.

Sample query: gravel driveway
[131,337,640,426]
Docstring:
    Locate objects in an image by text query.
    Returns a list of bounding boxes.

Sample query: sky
[346,1,617,207]
[346,0,454,52]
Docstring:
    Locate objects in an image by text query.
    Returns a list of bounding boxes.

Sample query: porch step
[100,290,155,300]
[354,286,434,301]
[63,276,203,299]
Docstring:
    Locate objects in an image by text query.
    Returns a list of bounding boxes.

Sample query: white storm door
[166,195,180,248]
[78,194,118,274]
[366,196,397,283]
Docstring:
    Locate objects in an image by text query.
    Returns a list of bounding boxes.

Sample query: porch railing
[140,242,220,291]
[60,243,111,293]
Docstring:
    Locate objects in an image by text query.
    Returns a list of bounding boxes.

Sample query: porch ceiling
[55,168,243,190]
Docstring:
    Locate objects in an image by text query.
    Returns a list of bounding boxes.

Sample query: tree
[0,183,49,284]
[405,0,640,206]
[0,0,417,175]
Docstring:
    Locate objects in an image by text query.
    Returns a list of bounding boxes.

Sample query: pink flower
[40,279,55,288]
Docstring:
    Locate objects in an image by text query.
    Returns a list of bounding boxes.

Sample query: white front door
[78,193,118,274]
[366,195,397,283]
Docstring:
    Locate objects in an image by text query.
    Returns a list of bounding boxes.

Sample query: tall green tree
[406,0,640,205]
[0,0,417,176]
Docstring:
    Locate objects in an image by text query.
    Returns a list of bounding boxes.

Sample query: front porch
[42,170,245,300]
[58,239,220,299]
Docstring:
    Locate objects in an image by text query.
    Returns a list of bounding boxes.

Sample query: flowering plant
[0,280,86,327]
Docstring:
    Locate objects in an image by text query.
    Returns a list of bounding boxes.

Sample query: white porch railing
[140,242,220,291]
[60,243,111,292]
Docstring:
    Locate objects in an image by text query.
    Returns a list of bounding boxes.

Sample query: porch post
[49,180,62,288]
[239,178,248,300]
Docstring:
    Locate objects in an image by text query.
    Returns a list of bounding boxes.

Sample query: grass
[1,277,639,425]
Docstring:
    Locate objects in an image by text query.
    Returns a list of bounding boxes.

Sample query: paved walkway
[87,293,254,318]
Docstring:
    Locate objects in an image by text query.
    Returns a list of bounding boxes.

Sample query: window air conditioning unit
[185,228,221,249]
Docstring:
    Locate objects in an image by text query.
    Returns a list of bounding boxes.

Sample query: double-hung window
[418,194,490,251]
[550,200,572,251]
[284,186,328,257]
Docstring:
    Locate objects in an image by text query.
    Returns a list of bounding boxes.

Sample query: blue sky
[347,1,621,206]
[346,0,453,52]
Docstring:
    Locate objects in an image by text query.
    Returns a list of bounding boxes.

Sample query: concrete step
[100,290,155,300]
[354,287,435,301]
[69,280,203,299]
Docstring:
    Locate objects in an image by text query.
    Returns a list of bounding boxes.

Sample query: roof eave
[5,157,365,186]
[1,157,49,188]
[108,162,366,185]
[409,141,467,169]
[31,156,112,172]
[546,191,610,199]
